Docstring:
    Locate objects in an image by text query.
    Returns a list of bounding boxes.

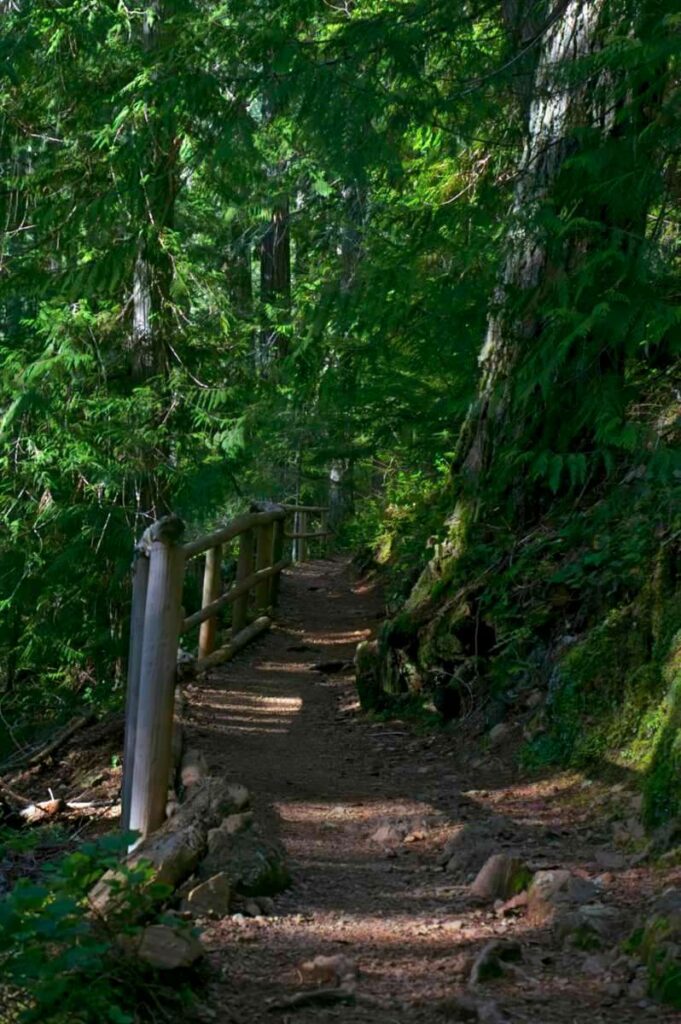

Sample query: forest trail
[183,560,677,1024]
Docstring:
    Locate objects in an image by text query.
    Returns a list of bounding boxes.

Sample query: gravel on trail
[179,558,680,1024]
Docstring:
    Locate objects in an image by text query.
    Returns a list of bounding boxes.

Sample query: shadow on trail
[184,559,661,1023]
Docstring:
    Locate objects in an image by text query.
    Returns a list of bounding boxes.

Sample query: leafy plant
[0,833,193,1024]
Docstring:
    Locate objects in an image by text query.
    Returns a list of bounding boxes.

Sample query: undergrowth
[0,830,199,1024]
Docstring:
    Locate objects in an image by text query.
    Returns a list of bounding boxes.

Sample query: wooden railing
[121,502,330,841]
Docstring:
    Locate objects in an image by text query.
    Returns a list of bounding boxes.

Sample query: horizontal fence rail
[121,501,332,843]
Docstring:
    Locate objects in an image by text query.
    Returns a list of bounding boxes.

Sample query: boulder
[200,823,290,896]
[470,854,531,902]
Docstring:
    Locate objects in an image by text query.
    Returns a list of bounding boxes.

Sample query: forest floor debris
[4,558,681,1021]
[175,558,681,1022]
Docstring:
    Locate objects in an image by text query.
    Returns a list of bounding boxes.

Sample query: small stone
[470,854,530,902]
[221,812,254,835]
[243,899,261,917]
[652,887,681,916]
[495,891,528,917]
[469,940,522,985]
[440,995,509,1023]
[183,872,232,919]
[559,903,626,945]
[594,849,626,871]
[628,979,647,1000]
[225,783,250,813]
[137,924,203,970]
[371,822,408,845]
[582,954,607,976]
[527,869,597,925]
[297,954,358,988]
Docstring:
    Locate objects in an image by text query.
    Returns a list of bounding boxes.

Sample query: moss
[418,601,468,668]
[632,914,681,1009]
[383,611,417,649]
[522,589,681,827]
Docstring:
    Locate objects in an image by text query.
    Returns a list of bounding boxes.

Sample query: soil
[4,557,680,1022]
[179,558,681,1023]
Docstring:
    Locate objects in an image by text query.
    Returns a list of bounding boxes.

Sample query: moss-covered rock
[524,583,681,828]
[631,908,681,1008]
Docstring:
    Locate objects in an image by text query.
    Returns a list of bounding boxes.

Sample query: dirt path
[183,558,680,1024]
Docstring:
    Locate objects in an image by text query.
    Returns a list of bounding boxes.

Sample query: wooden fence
[121,503,331,841]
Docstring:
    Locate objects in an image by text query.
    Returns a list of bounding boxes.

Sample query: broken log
[89,777,247,919]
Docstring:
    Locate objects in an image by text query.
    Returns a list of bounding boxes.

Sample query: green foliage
[0,833,194,1023]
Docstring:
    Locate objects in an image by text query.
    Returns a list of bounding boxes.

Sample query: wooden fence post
[198,544,221,660]
[232,528,254,636]
[299,511,309,562]
[121,550,150,834]
[255,522,275,610]
[271,518,284,605]
[320,510,328,558]
[126,519,185,843]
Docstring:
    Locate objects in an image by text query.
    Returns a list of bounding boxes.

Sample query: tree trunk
[129,0,179,520]
[460,0,609,486]
[259,198,291,363]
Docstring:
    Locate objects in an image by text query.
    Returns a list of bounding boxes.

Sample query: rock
[628,978,648,1000]
[221,812,253,835]
[183,872,232,918]
[495,892,528,917]
[371,822,408,845]
[582,954,608,976]
[594,849,627,871]
[440,995,509,1022]
[650,819,681,854]
[558,903,626,946]
[244,899,261,917]
[256,896,275,916]
[469,940,522,986]
[224,783,250,813]
[180,747,208,792]
[201,824,290,896]
[635,903,681,1007]
[527,869,598,924]
[136,924,203,970]
[438,827,496,881]
[297,954,358,988]
[355,639,384,710]
[652,888,681,916]
[470,854,531,902]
